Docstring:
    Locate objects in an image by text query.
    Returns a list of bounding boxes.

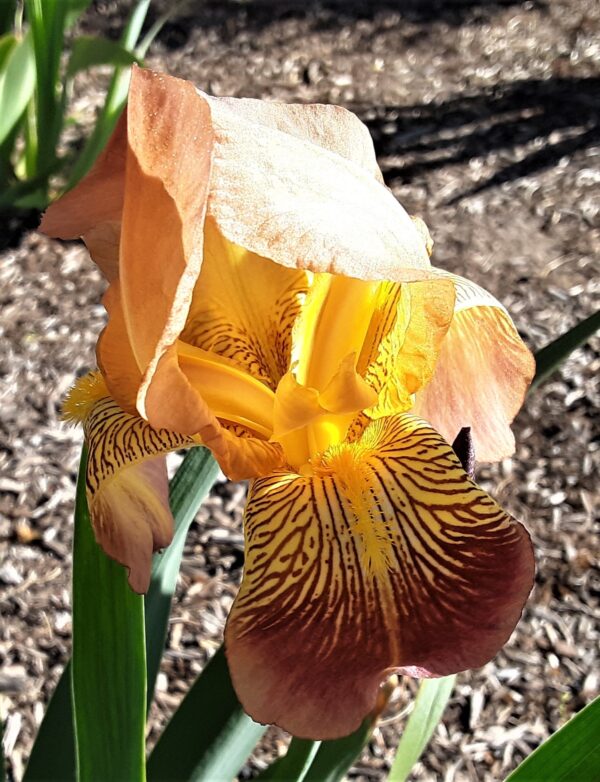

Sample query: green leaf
[25,446,219,781]
[22,661,76,781]
[388,676,456,782]
[505,696,600,782]
[0,31,35,145]
[65,0,151,189]
[24,0,69,177]
[147,646,267,782]
[531,309,600,390]
[71,447,147,781]
[1,714,5,782]
[0,34,16,70]
[66,36,139,79]
[256,739,322,782]
[263,702,390,782]
[145,447,219,701]
[302,716,376,782]
[0,1,17,37]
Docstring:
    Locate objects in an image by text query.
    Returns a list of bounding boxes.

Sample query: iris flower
[42,67,535,739]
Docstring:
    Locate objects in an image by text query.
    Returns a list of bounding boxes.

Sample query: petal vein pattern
[83,394,194,593]
[225,414,534,739]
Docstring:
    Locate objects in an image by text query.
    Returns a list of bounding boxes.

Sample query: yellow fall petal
[225,413,534,739]
[75,385,194,593]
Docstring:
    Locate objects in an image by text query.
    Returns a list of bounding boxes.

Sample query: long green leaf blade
[24,0,67,177]
[66,0,151,189]
[145,447,219,701]
[302,716,376,782]
[531,309,600,390]
[0,31,35,145]
[71,448,147,781]
[147,646,266,782]
[22,661,76,781]
[0,1,16,36]
[388,676,456,782]
[1,714,5,782]
[66,36,139,78]
[505,696,600,782]
[256,739,321,782]
[25,446,219,781]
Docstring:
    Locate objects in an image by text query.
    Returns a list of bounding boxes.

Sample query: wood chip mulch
[1,1,598,780]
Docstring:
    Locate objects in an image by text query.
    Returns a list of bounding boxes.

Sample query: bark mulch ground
[1,1,598,780]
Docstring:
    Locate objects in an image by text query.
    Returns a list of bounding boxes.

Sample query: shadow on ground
[145,0,548,50]
[362,76,600,201]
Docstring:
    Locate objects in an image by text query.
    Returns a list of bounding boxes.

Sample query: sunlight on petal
[414,272,535,461]
[225,413,533,738]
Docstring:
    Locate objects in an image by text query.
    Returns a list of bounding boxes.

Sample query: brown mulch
[1,1,599,780]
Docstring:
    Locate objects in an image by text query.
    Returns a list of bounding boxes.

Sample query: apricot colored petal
[209,426,285,482]
[204,93,432,282]
[96,282,141,414]
[181,218,308,389]
[40,113,127,240]
[225,414,533,738]
[359,278,455,418]
[211,96,384,180]
[83,221,121,281]
[145,346,284,481]
[413,273,535,461]
[83,394,194,593]
[119,67,213,413]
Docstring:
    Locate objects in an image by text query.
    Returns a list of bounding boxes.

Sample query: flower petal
[143,345,284,480]
[204,92,432,282]
[225,413,533,739]
[210,96,384,181]
[358,278,455,418]
[83,394,194,593]
[413,273,535,461]
[96,281,142,414]
[181,218,308,389]
[40,112,127,276]
[120,67,213,401]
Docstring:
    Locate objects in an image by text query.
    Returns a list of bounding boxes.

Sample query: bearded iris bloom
[42,67,535,739]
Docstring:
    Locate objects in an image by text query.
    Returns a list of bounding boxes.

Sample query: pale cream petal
[204,92,432,282]
[211,96,384,180]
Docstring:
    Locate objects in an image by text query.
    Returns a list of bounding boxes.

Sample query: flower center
[273,275,381,472]
[177,341,276,437]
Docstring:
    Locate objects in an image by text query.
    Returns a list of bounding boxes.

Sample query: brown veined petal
[225,413,534,739]
[413,272,535,461]
[204,92,432,282]
[358,278,455,418]
[180,218,308,389]
[82,392,195,593]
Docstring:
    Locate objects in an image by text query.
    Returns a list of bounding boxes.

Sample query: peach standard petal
[414,273,535,461]
[203,92,432,282]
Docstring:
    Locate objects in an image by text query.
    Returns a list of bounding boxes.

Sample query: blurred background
[0,1,598,779]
